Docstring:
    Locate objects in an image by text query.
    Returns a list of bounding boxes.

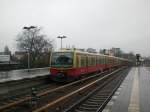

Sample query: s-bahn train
[50,49,131,82]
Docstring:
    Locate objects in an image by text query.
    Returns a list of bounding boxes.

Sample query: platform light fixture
[57,36,67,50]
[23,26,36,72]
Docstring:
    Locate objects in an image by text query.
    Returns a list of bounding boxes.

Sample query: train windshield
[51,52,73,67]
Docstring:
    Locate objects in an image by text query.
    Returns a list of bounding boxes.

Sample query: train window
[103,56,105,64]
[96,56,98,64]
[105,56,108,64]
[115,59,116,65]
[91,56,96,65]
[97,56,99,64]
[109,57,111,64]
[51,52,73,67]
[94,56,96,65]
[91,57,94,65]
[97,56,100,64]
[98,56,100,64]
[100,56,103,64]
[88,55,96,66]
[88,56,92,66]
[101,56,103,64]
[117,59,119,65]
[87,56,89,66]
[109,58,111,64]
[81,56,86,67]
[107,57,109,64]
[86,56,88,66]
[101,56,105,64]
[88,56,91,66]
[110,57,112,64]
[112,58,114,64]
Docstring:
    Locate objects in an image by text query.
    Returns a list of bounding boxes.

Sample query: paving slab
[103,67,150,112]
[0,67,49,83]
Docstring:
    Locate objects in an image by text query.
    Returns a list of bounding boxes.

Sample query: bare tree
[4,45,11,55]
[16,26,54,66]
[17,27,53,52]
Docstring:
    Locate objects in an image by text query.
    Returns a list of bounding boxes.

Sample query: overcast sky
[0,0,150,56]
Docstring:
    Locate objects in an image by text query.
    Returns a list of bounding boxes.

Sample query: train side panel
[50,50,132,82]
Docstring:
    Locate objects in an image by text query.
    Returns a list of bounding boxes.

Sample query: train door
[86,55,88,73]
[76,54,80,68]
[104,56,106,69]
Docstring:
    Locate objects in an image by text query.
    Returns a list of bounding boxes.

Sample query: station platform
[103,67,150,112]
[0,67,49,83]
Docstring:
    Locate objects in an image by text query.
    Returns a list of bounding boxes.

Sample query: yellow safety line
[128,67,140,112]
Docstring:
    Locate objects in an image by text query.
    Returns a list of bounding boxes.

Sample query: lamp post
[23,26,36,30]
[23,26,36,71]
[57,36,67,50]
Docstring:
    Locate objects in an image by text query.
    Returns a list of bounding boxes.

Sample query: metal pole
[57,36,67,50]
[28,52,30,72]
[23,26,36,71]
[61,38,62,50]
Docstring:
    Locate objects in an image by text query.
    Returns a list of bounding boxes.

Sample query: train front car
[50,51,75,82]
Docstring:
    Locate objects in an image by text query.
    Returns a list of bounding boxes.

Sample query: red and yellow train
[50,49,131,81]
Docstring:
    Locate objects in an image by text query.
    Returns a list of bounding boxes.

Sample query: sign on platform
[0,55,10,62]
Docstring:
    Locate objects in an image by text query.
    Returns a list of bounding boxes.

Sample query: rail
[33,68,125,112]
[0,67,127,112]
[0,69,109,111]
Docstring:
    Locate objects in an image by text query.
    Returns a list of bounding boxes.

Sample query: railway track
[0,67,129,112]
[0,76,64,112]
[33,67,129,112]
[0,69,109,112]
[64,68,129,112]
[0,82,61,104]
